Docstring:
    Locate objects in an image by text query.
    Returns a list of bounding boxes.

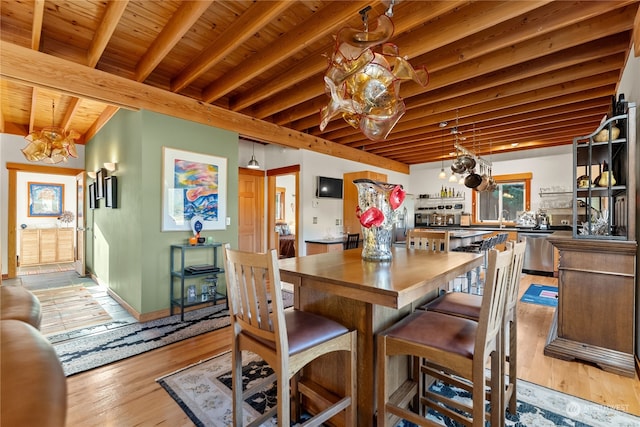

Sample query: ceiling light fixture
[22,101,79,164]
[320,2,428,141]
[438,130,447,179]
[247,143,260,169]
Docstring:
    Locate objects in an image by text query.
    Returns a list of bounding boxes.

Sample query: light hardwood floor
[65,274,640,426]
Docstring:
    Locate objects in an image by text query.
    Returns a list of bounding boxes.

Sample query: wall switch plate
[313,217,318,224]
[335,219,341,225]
[226,217,231,225]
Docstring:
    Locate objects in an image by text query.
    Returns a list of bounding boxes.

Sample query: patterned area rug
[158,351,640,427]
[54,291,293,376]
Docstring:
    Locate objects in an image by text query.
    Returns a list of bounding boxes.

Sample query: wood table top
[279,247,483,309]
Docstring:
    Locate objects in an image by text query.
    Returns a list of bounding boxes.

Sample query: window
[472,173,531,225]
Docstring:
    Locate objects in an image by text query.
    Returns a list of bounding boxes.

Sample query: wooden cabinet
[545,101,637,377]
[343,171,387,237]
[546,235,636,377]
[306,240,345,255]
[19,230,40,266]
[20,228,74,266]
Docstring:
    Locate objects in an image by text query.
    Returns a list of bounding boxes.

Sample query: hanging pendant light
[22,100,79,164]
[319,3,428,141]
[438,130,446,179]
[247,143,260,169]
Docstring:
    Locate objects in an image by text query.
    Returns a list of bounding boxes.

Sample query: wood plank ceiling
[1,1,639,170]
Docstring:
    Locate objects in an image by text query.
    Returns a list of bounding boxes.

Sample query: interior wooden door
[238,168,264,252]
[267,166,300,255]
[75,172,86,276]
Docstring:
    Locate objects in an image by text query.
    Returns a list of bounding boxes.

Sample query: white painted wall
[617,45,639,108]
[15,172,78,254]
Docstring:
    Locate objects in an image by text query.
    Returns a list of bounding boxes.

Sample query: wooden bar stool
[419,240,527,421]
[376,248,514,427]
[223,244,357,426]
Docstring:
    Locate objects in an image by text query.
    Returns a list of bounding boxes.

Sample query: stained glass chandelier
[320,2,428,141]
[22,101,79,164]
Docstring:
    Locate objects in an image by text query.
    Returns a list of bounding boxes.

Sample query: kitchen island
[279,247,483,426]
[304,237,346,254]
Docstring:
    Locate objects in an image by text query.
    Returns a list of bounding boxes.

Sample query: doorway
[267,166,299,258]
[5,162,83,279]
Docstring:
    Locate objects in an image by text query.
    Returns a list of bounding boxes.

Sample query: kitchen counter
[305,237,346,255]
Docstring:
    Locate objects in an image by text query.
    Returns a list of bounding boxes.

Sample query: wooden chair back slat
[475,248,513,358]
[223,245,287,349]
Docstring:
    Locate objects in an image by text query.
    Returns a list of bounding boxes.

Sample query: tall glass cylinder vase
[353,179,405,262]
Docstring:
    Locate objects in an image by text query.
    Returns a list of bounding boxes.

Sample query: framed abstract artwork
[162,147,227,231]
[28,182,64,217]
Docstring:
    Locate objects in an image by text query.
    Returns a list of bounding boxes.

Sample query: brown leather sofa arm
[1,319,67,427]
[0,285,43,329]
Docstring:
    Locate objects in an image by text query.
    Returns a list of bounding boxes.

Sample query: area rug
[158,351,640,427]
[520,284,558,307]
[54,291,293,376]
[32,284,114,336]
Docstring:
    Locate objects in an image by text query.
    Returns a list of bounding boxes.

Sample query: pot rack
[453,143,492,170]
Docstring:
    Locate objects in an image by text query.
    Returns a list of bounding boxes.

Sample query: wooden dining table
[278,247,483,426]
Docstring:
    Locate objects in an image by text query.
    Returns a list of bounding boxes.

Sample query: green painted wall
[86,109,239,315]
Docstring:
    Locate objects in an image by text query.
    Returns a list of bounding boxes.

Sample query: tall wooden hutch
[546,101,637,377]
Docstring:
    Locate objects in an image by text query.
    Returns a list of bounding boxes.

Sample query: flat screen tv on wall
[317,176,343,199]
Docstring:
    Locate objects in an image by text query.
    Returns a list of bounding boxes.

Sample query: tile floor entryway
[3,270,137,337]
[17,262,76,276]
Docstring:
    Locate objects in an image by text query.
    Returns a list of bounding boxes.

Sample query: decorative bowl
[593,126,620,142]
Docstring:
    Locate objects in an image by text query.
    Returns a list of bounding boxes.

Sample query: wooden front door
[238,168,264,252]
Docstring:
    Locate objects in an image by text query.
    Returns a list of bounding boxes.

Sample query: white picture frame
[162,147,227,231]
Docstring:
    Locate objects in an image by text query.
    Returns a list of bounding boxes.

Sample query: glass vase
[353,179,405,262]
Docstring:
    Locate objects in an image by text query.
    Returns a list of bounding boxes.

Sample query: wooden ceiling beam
[201,1,371,103]
[264,1,627,127]
[31,0,44,51]
[259,1,548,122]
[0,41,409,174]
[372,116,602,158]
[135,0,213,82]
[355,103,608,153]
[327,71,618,146]
[87,0,129,68]
[231,0,465,113]
[170,1,288,93]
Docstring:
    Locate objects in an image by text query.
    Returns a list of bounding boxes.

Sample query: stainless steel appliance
[393,194,415,243]
[519,232,554,276]
[414,213,429,226]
